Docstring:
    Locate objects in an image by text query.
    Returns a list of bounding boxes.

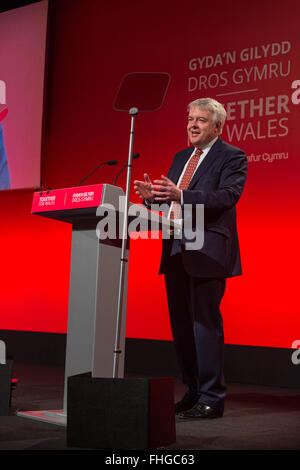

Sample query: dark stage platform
[1,363,300,452]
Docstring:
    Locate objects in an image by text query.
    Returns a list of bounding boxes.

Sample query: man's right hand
[134,173,154,202]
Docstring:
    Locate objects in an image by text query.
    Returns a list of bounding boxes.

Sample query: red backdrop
[0,0,299,349]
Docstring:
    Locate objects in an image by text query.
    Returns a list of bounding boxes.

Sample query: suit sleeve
[182,149,247,211]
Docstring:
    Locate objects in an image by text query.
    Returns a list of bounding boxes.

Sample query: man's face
[187,106,220,148]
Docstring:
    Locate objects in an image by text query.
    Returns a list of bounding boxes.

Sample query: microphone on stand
[113,153,139,185]
[78,159,118,186]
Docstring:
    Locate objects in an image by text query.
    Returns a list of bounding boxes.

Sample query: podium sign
[31,184,104,212]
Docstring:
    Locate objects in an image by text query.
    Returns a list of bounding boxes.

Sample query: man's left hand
[151,175,181,202]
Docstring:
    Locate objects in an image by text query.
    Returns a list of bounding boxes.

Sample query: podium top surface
[31,184,125,224]
[31,184,181,232]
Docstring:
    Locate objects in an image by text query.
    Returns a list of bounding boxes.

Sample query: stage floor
[1,363,300,452]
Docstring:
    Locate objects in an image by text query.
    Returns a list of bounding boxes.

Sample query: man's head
[187,98,226,148]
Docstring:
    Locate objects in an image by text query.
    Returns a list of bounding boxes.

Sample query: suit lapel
[188,137,223,189]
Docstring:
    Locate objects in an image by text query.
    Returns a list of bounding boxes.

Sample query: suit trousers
[164,254,227,410]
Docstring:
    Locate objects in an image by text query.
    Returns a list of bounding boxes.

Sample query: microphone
[78,159,117,186]
[113,153,139,185]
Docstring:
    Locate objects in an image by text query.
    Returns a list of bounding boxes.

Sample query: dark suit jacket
[159,137,247,278]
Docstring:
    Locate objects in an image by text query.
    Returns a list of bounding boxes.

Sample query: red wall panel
[1,0,300,349]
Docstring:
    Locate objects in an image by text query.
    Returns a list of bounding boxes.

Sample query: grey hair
[187,98,227,133]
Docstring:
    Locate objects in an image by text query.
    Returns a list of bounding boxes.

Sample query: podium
[17,184,179,431]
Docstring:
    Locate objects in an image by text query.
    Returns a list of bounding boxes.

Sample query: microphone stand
[113,153,139,186]
[78,160,117,186]
[113,107,138,378]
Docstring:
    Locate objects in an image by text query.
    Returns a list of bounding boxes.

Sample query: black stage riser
[67,374,176,450]
[0,360,13,415]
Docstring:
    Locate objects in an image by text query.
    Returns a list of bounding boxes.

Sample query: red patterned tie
[169,147,203,219]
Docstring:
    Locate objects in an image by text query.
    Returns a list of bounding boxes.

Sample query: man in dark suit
[134,98,247,419]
